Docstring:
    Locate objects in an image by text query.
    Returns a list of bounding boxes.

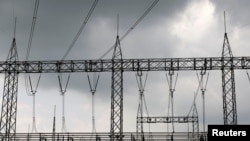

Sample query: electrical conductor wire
[98,0,159,60]
[61,0,99,60]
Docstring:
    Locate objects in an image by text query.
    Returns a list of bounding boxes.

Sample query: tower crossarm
[137,116,198,123]
[0,56,249,73]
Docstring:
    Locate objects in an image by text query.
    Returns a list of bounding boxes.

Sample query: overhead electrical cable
[28,73,41,133]
[28,74,42,96]
[135,71,149,117]
[165,71,178,133]
[135,71,152,138]
[58,73,71,94]
[58,0,99,133]
[98,0,159,59]
[61,0,99,60]
[87,72,100,94]
[87,72,100,134]
[246,70,250,83]
[187,71,209,116]
[196,70,209,134]
[58,73,71,133]
[187,74,203,117]
[24,1,41,132]
[26,0,39,61]
[25,0,40,101]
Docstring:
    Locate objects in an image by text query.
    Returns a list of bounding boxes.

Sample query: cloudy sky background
[0,0,250,133]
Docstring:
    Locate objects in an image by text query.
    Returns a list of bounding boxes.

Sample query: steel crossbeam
[137,116,198,123]
[0,56,249,73]
[0,55,248,141]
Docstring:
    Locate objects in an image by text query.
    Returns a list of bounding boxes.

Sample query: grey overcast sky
[0,0,250,133]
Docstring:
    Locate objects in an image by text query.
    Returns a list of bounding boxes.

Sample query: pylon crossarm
[137,116,198,123]
[0,56,249,73]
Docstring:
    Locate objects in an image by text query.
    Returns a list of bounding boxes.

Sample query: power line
[187,71,209,117]
[136,71,150,140]
[61,0,99,60]
[165,71,178,133]
[25,0,40,108]
[87,72,100,136]
[247,70,250,81]
[98,0,159,59]
[26,0,39,61]
[28,74,41,133]
[58,73,71,133]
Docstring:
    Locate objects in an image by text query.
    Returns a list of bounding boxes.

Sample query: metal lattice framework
[0,38,19,140]
[110,36,123,140]
[137,116,198,123]
[0,49,249,139]
[5,132,206,140]
[137,115,199,140]
[192,104,199,140]
[0,56,249,73]
[222,33,237,125]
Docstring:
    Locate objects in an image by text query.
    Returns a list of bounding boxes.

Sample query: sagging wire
[24,2,41,133]
[135,71,148,96]
[99,0,159,60]
[58,73,71,95]
[165,70,178,135]
[197,71,209,134]
[27,73,41,133]
[186,70,209,140]
[187,71,209,118]
[25,0,40,95]
[87,72,100,135]
[186,71,202,136]
[28,74,42,96]
[58,73,71,133]
[246,70,250,83]
[61,0,99,60]
[26,0,39,61]
[135,71,152,140]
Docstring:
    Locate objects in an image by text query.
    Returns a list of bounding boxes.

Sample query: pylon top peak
[224,11,227,34]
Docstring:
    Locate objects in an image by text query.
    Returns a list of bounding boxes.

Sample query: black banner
[208,125,250,140]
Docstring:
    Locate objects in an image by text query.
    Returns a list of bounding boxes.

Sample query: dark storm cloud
[3,0,191,94]
[1,0,250,132]
[1,0,191,60]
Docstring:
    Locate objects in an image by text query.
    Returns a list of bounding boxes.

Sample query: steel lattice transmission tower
[110,35,123,141]
[221,32,237,125]
[0,38,19,140]
[221,13,237,125]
